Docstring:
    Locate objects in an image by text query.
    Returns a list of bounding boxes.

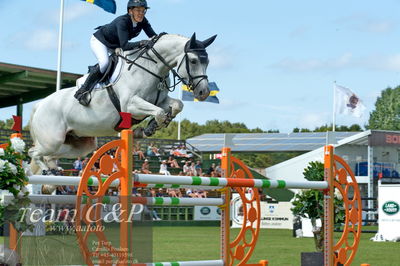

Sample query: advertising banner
[378,184,400,241]
[194,206,222,220]
[231,193,293,229]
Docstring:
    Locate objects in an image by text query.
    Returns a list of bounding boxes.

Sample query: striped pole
[3,195,224,206]
[135,174,329,190]
[28,175,120,187]
[28,175,223,190]
[134,182,223,190]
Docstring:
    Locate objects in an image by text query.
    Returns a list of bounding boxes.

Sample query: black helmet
[127,0,149,11]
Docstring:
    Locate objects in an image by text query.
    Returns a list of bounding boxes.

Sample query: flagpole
[56,0,65,91]
[332,81,336,132]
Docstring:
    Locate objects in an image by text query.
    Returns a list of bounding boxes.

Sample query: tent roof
[0,62,81,108]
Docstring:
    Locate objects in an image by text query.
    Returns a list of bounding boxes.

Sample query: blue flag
[182,82,220,104]
[81,0,116,14]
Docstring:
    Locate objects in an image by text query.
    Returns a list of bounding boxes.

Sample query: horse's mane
[124,34,188,59]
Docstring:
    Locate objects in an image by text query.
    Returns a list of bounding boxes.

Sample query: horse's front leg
[157,96,184,127]
[127,96,167,137]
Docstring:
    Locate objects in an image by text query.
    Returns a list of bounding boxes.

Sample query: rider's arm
[142,17,156,38]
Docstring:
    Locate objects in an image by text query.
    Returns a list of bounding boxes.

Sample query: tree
[368,86,400,130]
[291,161,345,251]
[0,119,15,130]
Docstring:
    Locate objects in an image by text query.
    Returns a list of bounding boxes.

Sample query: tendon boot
[74,65,102,106]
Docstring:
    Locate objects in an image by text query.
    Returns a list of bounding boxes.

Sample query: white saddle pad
[76,56,123,90]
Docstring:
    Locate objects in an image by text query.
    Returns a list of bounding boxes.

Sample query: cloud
[289,26,310,38]
[271,52,400,73]
[208,46,234,70]
[335,14,394,34]
[39,2,94,24]
[271,53,353,72]
[298,113,328,129]
[18,29,74,51]
[24,29,58,50]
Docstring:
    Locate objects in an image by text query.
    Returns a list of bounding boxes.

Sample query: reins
[116,33,208,93]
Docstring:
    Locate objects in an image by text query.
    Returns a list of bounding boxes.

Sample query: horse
[28,33,216,182]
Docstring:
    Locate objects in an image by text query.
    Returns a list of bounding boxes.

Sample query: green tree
[368,86,400,130]
[0,119,15,129]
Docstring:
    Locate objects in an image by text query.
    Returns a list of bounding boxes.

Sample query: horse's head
[177,33,217,101]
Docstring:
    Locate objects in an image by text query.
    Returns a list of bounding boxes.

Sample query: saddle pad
[76,56,123,90]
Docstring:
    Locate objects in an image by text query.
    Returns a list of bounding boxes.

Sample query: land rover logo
[382,201,399,215]
[200,207,211,215]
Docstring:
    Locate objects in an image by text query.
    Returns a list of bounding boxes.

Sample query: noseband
[119,33,208,93]
[176,48,209,93]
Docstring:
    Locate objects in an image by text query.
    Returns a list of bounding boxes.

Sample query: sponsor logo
[382,201,400,215]
[385,134,400,144]
[200,207,211,215]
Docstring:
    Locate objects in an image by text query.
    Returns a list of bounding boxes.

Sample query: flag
[182,82,220,104]
[81,0,116,14]
[334,84,366,117]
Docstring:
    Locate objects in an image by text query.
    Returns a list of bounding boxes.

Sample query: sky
[1,0,400,133]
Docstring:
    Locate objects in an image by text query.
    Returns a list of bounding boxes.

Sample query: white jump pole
[2,195,224,206]
[135,174,329,190]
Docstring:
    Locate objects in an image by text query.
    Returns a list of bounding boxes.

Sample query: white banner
[194,206,221,220]
[378,184,400,241]
[231,193,293,229]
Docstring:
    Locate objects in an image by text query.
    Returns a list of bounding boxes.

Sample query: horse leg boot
[74,65,102,106]
[143,118,159,137]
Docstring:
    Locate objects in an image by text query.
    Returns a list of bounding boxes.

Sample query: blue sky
[1,0,400,132]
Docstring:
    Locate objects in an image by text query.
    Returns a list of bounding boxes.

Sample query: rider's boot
[74,65,102,106]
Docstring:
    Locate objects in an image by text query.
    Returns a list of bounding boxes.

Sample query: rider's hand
[115,48,123,55]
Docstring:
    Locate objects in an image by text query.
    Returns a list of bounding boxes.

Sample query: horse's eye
[190,59,197,64]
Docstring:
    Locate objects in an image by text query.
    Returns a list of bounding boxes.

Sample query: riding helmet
[127,0,149,11]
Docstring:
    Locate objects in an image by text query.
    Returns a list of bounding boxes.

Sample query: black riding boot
[74,65,102,106]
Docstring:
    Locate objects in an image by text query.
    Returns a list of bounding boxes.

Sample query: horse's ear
[202,35,217,48]
[189,33,197,49]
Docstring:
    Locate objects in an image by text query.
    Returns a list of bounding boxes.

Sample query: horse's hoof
[133,128,145,139]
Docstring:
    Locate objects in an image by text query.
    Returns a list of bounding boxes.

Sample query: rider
[75,0,157,106]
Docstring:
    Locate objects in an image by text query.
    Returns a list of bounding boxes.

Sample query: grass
[152,227,400,265]
[6,226,400,265]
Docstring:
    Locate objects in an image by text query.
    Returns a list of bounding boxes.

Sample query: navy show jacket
[94,14,156,51]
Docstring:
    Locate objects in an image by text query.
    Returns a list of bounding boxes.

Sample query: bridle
[117,33,208,93]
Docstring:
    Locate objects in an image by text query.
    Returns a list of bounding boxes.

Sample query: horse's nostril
[199,91,203,95]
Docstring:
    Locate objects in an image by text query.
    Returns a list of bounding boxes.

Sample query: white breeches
[90,35,109,73]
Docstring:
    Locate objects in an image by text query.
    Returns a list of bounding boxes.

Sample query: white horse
[29,33,216,175]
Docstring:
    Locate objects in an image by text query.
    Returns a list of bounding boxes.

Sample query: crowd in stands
[63,141,223,201]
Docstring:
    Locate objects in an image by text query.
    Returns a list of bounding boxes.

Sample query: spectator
[133,143,145,160]
[215,164,222,177]
[167,156,180,168]
[81,157,90,175]
[73,157,83,175]
[194,161,202,176]
[172,145,192,158]
[147,142,160,157]
[159,160,171,175]
[141,159,152,174]
[167,188,182,197]
[182,161,190,175]
[207,163,216,177]
[189,162,196,176]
